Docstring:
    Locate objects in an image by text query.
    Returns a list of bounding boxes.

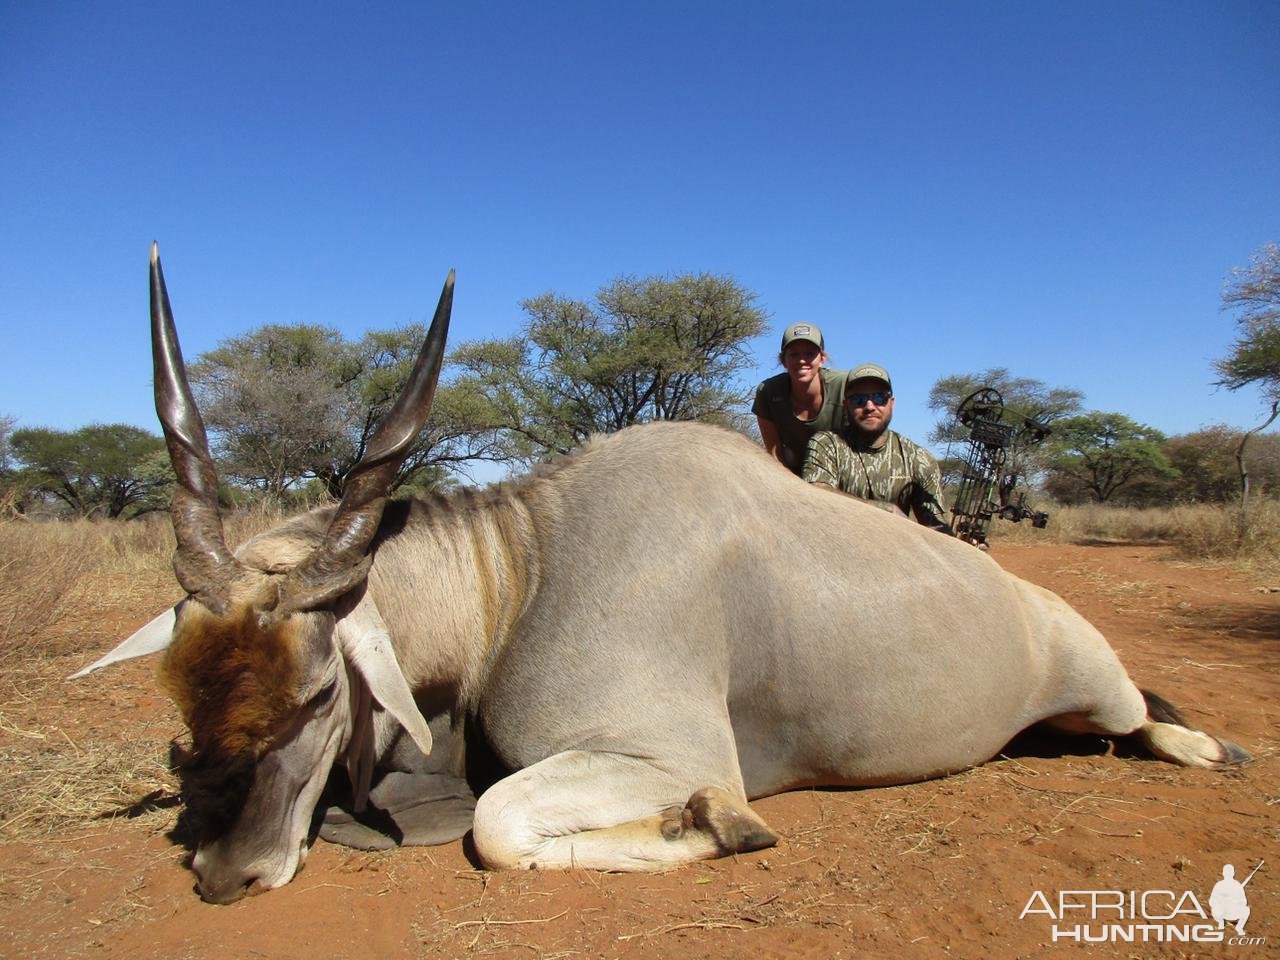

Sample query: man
[1209,863,1252,936]
[752,323,847,475]
[802,363,952,533]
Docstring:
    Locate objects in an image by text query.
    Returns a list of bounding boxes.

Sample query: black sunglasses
[847,390,892,408]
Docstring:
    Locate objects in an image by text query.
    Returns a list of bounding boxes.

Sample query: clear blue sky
[2,2,1277,474]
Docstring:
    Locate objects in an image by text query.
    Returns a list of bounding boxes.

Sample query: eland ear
[67,607,179,679]
[334,619,433,759]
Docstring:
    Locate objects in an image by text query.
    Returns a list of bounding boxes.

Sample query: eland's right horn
[151,243,244,614]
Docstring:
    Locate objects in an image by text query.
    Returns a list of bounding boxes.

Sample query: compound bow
[945,387,1050,548]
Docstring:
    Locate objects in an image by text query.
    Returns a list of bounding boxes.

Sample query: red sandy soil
[0,544,1275,960]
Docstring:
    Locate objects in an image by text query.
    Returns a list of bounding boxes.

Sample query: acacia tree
[189,324,507,499]
[1213,243,1280,510]
[1042,412,1176,503]
[190,325,355,499]
[1160,425,1280,504]
[308,325,511,497]
[451,273,768,460]
[10,424,171,518]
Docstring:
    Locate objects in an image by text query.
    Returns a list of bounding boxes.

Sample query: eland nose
[192,850,257,905]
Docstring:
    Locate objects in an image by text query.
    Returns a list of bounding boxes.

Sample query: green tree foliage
[1215,243,1280,397]
[9,424,171,518]
[928,369,1085,443]
[927,368,1084,487]
[189,324,505,499]
[1213,243,1280,505]
[0,414,18,512]
[1161,425,1280,503]
[190,325,354,498]
[1042,412,1176,504]
[451,273,768,460]
[312,325,511,497]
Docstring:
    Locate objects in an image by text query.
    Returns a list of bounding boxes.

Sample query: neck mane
[364,485,541,708]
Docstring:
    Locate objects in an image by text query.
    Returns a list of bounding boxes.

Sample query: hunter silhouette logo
[1020,859,1267,945]
[1210,860,1263,936]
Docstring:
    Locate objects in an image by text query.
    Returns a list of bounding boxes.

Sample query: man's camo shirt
[801,429,951,531]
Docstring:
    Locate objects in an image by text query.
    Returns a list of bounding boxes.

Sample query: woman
[752,322,846,475]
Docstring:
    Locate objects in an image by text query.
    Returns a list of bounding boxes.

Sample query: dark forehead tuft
[158,603,308,758]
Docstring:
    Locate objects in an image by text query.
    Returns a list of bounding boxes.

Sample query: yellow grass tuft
[0,515,175,666]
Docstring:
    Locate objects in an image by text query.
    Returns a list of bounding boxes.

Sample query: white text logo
[1019,861,1265,946]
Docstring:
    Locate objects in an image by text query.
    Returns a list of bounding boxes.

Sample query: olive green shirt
[802,428,952,531]
[751,368,847,475]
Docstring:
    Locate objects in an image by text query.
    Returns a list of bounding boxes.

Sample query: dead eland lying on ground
[74,246,1249,904]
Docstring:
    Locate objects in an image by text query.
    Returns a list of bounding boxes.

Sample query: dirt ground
[0,543,1276,960]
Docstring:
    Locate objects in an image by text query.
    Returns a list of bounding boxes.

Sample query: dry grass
[0,506,298,664]
[988,500,1280,575]
[0,505,299,842]
[0,514,173,668]
[0,735,177,840]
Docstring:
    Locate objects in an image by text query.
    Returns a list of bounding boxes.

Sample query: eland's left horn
[272,269,456,615]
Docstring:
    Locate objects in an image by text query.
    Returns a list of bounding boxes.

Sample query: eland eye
[306,680,338,710]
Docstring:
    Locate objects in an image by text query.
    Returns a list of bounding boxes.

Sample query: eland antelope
[76,246,1249,904]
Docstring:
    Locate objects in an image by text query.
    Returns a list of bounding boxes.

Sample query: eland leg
[470,750,777,871]
[1019,580,1249,768]
[1041,685,1250,769]
[1131,689,1250,768]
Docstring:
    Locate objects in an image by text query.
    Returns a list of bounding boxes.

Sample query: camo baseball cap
[846,363,892,392]
[780,323,824,352]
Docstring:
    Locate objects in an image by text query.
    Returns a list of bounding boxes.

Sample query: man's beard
[849,413,891,446]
